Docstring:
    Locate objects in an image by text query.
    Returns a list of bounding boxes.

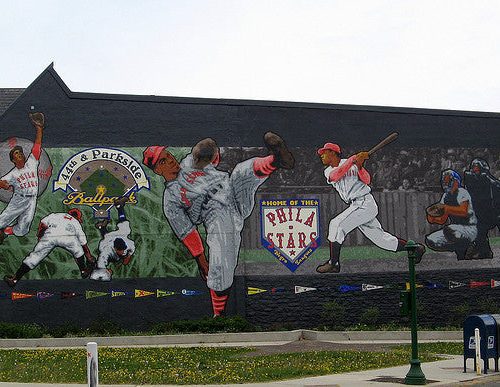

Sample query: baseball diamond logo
[261,199,320,272]
[53,148,150,218]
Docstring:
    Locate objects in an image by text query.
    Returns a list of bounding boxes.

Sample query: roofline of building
[4,63,500,120]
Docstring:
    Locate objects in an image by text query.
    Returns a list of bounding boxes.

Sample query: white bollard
[87,342,99,387]
[474,328,481,375]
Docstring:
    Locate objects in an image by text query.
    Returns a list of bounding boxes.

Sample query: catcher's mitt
[29,112,45,128]
[426,204,445,217]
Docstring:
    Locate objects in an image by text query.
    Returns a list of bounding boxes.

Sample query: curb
[0,330,462,348]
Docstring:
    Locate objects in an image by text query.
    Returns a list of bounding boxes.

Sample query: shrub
[151,316,255,334]
[321,300,346,330]
[360,307,380,326]
[0,322,44,338]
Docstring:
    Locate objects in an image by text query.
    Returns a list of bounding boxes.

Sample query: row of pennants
[1,289,204,301]
[248,279,500,295]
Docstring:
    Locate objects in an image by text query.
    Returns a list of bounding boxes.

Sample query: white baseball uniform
[23,213,87,269]
[325,157,399,251]
[426,188,477,248]
[0,148,40,236]
[96,221,135,269]
[164,155,266,292]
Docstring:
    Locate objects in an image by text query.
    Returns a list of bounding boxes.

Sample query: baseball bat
[368,132,398,155]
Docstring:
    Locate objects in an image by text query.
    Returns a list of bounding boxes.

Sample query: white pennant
[362,284,384,291]
[449,281,466,289]
[491,279,500,288]
[294,286,317,294]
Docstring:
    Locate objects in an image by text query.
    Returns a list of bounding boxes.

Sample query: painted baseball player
[90,197,135,281]
[316,142,425,273]
[425,169,478,260]
[143,132,294,316]
[3,208,96,287]
[463,159,500,259]
[0,112,45,243]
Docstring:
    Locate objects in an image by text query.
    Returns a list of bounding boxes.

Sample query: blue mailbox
[463,314,498,374]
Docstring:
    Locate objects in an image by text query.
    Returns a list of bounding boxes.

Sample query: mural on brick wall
[142,132,295,316]
[0,112,499,320]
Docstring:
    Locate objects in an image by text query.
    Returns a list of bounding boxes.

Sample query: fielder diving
[0,112,45,244]
[3,208,96,287]
[143,132,294,316]
[316,142,425,273]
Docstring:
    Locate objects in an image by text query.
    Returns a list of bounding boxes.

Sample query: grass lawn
[0,343,462,385]
[241,237,500,263]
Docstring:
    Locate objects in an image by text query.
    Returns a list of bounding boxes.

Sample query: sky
[2,0,500,112]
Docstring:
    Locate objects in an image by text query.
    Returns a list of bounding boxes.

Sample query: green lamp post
[404,240,426,385]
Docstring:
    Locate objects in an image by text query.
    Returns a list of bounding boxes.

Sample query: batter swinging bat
[368,132,398,155]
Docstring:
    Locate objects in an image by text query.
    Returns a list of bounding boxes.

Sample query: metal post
[404,240,426,385]
[475,328,481,375]
[87,342,99,387]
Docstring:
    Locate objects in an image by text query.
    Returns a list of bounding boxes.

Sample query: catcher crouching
[425,169,478,260]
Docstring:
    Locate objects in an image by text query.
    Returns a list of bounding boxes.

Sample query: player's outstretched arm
[29,112,44,160]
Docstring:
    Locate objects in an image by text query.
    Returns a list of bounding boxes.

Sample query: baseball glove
[426,203,445,217]
[29,112,45,128]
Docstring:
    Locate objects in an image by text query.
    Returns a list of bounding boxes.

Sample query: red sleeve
[31,143,42,160]
[182,229,204,257]
[328,156,355,182]
[358,167,371,185]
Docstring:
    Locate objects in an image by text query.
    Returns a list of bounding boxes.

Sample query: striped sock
[210,289,229,317]
[253,155,276,177]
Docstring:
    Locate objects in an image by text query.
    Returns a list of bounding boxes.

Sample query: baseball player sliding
[3,208,96,287]
[143,132,294,317]
[316,141,425,273]
[0,112,45,244]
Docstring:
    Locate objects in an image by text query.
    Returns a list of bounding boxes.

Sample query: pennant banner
[295,286,317,294]
[247,287,267,295]
[469,281,490,289]
[362,284,384,292]
[491,279,500,288]
[449,281,467,289]
[37,292,54,300]
[181,289,203,296]
[157,289,176,298]
[339,285,361,293]
[111,291,127,297]
[86,291,108,299]
[135,289,155,298]
[12,292,35,300]
[61,291,80,299]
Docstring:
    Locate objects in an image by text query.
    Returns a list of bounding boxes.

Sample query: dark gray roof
[0,88,25,116]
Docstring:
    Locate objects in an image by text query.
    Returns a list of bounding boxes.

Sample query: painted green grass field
[0,343,461,385]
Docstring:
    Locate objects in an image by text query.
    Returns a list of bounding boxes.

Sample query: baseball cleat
[95,219,109,230]
[264,132,295,169]
[316,260,341,274]
[3,275,17,288]
[414,243,426,264]
[114,196,128,209]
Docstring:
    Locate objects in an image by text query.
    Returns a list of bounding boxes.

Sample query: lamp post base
[405,359,426,385]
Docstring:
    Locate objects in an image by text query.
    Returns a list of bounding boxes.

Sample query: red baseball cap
[317,142,341,155]
[143,145,166,169]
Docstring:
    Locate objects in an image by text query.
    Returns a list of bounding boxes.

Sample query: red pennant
[469,281,490,288]
[61,292,80,299]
